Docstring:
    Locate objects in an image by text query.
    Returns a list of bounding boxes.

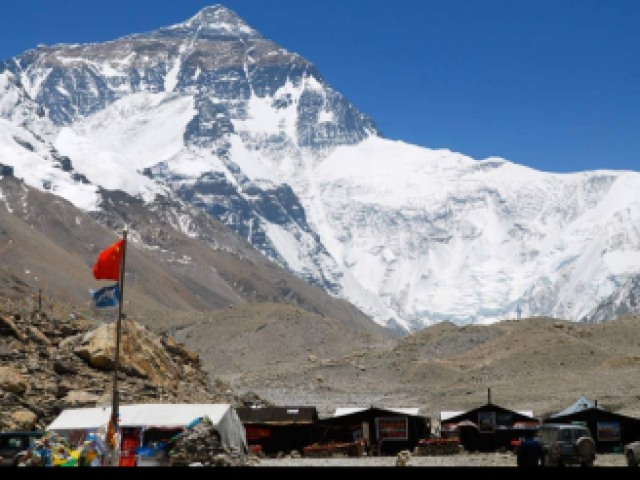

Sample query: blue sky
[1,0,638,173]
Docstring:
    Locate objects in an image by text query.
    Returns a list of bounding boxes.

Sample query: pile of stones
[169,418,252,467]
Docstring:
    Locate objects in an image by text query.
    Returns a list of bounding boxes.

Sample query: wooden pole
[110,227,128,466]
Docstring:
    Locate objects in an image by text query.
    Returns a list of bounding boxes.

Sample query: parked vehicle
[0,432,44,466]
[535,424,595,467]
[625,441,640,468]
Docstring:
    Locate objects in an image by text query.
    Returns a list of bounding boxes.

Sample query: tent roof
[334,407,421,418]
[47,404,232,431]
[551,396,602,418]
[236,406,318,425]
[440,409,534,422]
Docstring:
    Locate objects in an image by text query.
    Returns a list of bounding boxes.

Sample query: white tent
[47,404,247,452]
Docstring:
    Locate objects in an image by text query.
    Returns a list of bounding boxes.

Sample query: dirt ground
[257,453,628,467]
[222,315,640,420]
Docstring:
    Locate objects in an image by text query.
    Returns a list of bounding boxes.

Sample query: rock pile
[169,418,252,467]
[0,308,268,432]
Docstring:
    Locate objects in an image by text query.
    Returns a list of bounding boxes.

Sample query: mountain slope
[583,274,640,323]
[230,316,640,418]
[1,5,640,332]
[0,174,391,340]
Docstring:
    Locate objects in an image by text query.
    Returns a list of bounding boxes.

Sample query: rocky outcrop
[0,307,270,432]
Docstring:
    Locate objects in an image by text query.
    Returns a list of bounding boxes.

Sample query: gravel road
[257,453,628,467]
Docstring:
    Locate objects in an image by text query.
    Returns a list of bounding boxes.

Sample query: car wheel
[628,452,639,468]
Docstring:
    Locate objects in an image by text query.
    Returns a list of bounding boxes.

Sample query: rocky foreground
[0,309,268,432]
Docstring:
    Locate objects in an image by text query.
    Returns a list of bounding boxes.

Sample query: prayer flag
[90,284,120,308]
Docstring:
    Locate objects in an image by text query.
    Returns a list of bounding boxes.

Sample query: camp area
[236,406,318,456]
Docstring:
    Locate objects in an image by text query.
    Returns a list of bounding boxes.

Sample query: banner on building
[597,422,620,441]
[376,418,408,441]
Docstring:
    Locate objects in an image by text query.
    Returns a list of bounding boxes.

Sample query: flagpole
[111,227,128,466]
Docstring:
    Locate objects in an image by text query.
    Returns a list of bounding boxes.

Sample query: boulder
[74,320,180,385]
[11,410,37,430]
[0,366,27,394]
[62,390,100,405]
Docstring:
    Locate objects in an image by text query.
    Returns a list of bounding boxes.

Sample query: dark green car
[0,432,44,466]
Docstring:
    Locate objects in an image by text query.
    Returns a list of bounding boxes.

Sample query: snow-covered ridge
[583,275,640,323]
[123,5,262,43]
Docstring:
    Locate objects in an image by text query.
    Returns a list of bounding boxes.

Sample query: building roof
[440,410,534,422]
[334,407,421,418]
[236,406,318,425]
[47,404,233,430]
[551,396,602,418]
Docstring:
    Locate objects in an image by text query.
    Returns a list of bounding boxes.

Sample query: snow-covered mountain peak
[2,9,640,334]
[130,4,263,41]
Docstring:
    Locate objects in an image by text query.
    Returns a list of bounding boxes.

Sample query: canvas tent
[550,396,601,418]
[47,404,247,453]
[317,407,430,456]
[236,406,318,455]
[440,404,539,452]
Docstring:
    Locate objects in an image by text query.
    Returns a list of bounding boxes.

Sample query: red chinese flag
[93,239,124,281]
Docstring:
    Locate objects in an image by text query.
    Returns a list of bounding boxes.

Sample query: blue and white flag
[90,284,120,308]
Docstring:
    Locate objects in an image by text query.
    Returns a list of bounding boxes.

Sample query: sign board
[597,422,620,442]
[246,427,271,441]
[376,418,408,441]
[478,412,496,434]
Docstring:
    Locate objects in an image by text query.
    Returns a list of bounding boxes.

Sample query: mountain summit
[130,5,263,41]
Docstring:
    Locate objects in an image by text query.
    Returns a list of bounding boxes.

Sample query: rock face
[0,308,270,433]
